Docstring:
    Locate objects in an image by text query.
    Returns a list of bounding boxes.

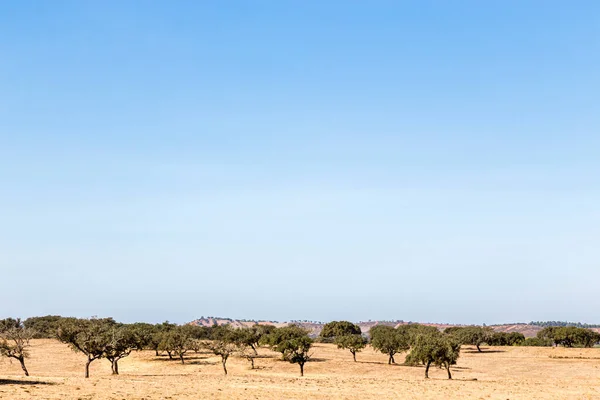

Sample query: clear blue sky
[1,1,599,325]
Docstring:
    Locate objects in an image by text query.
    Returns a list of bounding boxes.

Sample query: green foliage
[486,332,525,346]
[128,322,158,351]
[0,318,21,332]
[23,315,65,338]
[285,335,313,376]
[520,337,553,347]
[536,327,558,343]
[262,325,313,376]
[138,321,176,355]
[530,321,600,329]
[158,326,195,364]
[369,325,410,364]
[57,317,116,378]
[320,321,361,338]
[538,326,600,348]
[0,318,34,376]
[102,325,140,374]
[446,326,494,352]
[405,331,460,379]
[261,325,310,357]
[400,324,440,346]
[202,325,240,375]
[334,334,367,361]
[232,325,275,354]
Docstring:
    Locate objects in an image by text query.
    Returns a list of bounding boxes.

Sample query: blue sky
[1,1,599,324]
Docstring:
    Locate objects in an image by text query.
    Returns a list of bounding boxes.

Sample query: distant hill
[189,317,600,338]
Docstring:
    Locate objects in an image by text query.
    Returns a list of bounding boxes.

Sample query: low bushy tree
[487,332,525,346]
[103,325,139,374]
[262,325,313,376]
[539,326,600,348]
[158,326,194,364]
[261,325,310,359]
[447,326,494,352]
[203,325,239,375]
[401,324,440,346]
[23,315,65,338]
[335,334,367,362]
[57,317,115,378]
[520,337,553,347]
[405,331,460,379]
[320,321,361,339]
[369,325,410,364]
[284,335,313,376]
[128,322,157,351]
[0,318,35,376]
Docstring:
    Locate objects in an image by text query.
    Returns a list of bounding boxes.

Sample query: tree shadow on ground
[151,355,212,363]
[463,349,505,354]
[126,374,192,377]
[427,377,478,382]
[188,360,218,366]
[356,360,404,366]
[0,379,56,385]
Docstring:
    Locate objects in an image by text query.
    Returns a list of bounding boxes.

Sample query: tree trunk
[299,362,304,377]
[111,358,120,375]
[388,353,395,364]
[167,351,173,360]
[446,364,452,380]
[250,357,255,369]
[179,353,185,364]
[352,351,356,362]
[85,358,92,378]
[17,357,29,377]
[222,357,228,375]
[251,344,258,355]
[155,349,159,356]
[476,344,482,352]
[425,361,431,379]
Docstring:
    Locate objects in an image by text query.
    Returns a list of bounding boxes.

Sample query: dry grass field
[1,340,600,399]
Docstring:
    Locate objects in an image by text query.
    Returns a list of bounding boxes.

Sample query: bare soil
[1,340,599,399]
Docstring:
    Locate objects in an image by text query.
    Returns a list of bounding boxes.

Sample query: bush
[520,337,553,347]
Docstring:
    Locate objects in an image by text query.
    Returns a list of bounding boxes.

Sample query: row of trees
[4,316,600,380]
[2,317,314,378]
[530,321,600,329]
[321,322,460,379]
[537,326,600,348]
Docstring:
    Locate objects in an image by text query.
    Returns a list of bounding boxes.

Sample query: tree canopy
[405,331,460,379]
[320,321,361,339]
[0,318,35,376]
[369,325,410,364]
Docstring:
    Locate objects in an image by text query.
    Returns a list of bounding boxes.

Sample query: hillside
[187,317,576,337]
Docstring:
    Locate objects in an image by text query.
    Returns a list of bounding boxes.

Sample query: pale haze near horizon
[1,1,599,325]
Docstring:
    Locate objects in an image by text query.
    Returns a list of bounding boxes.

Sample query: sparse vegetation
[0,318,35,376]
[3,313,600,389]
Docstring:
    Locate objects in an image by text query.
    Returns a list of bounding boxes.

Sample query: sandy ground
[1,340,599,399]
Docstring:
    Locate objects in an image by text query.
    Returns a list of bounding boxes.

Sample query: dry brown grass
[1,340,600,399]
